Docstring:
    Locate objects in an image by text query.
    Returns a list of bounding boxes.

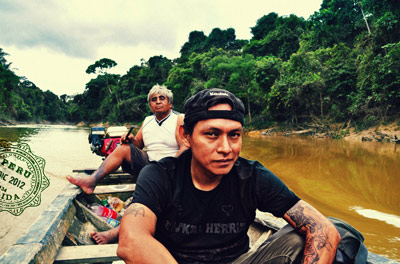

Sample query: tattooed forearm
[125,203,146,217]
[286,201,334,264]
[287,203,320,235]
[302,232,332,264]
[303,241,319,264]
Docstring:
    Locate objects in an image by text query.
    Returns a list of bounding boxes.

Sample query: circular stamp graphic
[0,139,50,216]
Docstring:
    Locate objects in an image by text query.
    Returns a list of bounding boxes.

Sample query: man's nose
[217,136,231,154]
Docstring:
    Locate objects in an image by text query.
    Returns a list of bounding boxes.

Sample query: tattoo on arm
[125,204,146,217]
[287,203,333,264]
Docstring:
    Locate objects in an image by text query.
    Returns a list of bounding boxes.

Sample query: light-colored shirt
[142,111,179,161]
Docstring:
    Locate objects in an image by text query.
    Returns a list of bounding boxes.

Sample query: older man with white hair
[67,84,187,243]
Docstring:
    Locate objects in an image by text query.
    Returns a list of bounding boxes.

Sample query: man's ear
[179,126,191,148]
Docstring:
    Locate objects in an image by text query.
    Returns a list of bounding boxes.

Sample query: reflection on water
[0,126,40,142]
[241,136,400,261]
[351,206,400,228]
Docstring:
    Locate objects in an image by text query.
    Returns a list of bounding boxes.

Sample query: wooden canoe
[0,170,397,264]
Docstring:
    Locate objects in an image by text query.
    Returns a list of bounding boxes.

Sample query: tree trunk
[105,75,121,104]
[356,0,371,35]
[241,77,252,123]
[246,93,252,123]
[320,91,324,118]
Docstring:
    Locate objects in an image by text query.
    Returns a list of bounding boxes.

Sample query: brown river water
[241,135,400,261]
[0,125,399,261]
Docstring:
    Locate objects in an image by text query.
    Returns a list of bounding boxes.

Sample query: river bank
[0,118,75,127]
[77,120,400,143]
[0,118,15,126]
[75,119,400,143]
[2,119,400,143]
[246,122,400,143]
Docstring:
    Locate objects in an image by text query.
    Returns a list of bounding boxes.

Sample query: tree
[165,62,196,111]
[86,58,117,75]
[250,13,279,40]
[350,42,400,120]
[306,0,365,49]
[0,48,10,68]
[81,76,118,121]
[180,31,207,60]
[206,52,263,123]
[169,48,254,112]
[268,44,358,125]
[43,90,65,121]
[179,28,247,63]
[86,58,120,103]
[269,51,324,124]
[245,13,306,60]
[355,0,371,35]
[0,56,19,118]
[205,28,238,50]
[361,0,400,47]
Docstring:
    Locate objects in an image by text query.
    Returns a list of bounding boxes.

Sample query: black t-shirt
[132,150,300,263]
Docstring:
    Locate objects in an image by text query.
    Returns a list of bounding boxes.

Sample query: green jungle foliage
[1,0,399,129]
[0,48,69,122]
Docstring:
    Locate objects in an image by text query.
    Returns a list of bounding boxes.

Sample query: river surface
[0,125,399,261]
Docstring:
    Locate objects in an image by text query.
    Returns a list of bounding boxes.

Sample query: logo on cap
[210,91,229,96]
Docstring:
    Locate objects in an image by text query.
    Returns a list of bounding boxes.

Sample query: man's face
[149,93,172,116]
[187,103,242,179]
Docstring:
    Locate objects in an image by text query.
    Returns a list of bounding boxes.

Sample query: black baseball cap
[183,88,245,132]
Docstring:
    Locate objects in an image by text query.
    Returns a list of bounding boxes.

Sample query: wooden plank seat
[54,228,273,264]
[54,244,119,263]
[93,183,136,195]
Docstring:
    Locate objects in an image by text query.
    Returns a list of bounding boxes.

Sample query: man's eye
[205,132,218,137]
[229,132,241,138]
[151,96,166,101]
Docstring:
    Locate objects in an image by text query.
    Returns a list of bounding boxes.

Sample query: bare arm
[283,200,340,264]
[117,203,177,264]
[174,114,188,157]
[120,123,145,149]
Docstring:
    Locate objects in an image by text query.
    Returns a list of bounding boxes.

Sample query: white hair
[147,84,173,105]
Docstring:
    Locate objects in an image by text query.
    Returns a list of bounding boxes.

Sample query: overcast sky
[0,0,323,96]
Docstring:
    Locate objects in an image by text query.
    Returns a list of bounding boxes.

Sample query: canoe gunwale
[0,185,81,264]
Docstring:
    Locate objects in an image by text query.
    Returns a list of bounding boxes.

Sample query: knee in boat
[120,143,132,154]
[284,231,305,257]
[107,143,131,159]
[267,230,305,255]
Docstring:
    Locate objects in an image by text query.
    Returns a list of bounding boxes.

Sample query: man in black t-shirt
[117,88,340,264]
